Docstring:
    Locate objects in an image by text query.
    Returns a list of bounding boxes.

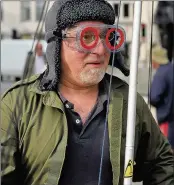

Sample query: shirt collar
[57,77,109,108]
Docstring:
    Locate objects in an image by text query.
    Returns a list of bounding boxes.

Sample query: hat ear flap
[109,52,130,76]
[40,38,61,91]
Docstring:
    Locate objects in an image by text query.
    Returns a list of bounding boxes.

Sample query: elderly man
[1,1,174,185]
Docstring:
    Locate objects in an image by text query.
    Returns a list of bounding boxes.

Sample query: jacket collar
[29,75,64,110]
[29,73,126,110]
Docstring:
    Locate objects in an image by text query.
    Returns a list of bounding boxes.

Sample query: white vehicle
[1,39,47,82]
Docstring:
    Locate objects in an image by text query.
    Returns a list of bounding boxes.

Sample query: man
[23,42,47,79]
[1,1,174,185]
[33,42,47,75]
[150,45,174,151]
[154,1,174,62]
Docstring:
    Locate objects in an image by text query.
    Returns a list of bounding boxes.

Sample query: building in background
[108,1,160,65]
[1,1,54,39]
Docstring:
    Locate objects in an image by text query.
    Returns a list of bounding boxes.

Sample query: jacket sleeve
[136,96,174,184]
[1,94,22,185]
[150,69,167,107]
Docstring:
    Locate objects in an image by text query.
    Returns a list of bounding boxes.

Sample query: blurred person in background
[154,1,174,62]
[154,1,174,151]
[150,45,174,151]
[23,42,47,78]
[33,42,47,74]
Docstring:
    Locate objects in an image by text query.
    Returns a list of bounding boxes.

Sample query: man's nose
[92,39,108,55]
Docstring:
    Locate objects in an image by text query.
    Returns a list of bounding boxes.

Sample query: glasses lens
[108,31,116,42]
[105,27,125,52]
[82,31,96,46]
[80,27,99,50]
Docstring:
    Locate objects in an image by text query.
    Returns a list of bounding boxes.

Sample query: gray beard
[79,68,106,85]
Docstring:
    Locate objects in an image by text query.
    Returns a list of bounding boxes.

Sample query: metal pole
[123,1,142,185]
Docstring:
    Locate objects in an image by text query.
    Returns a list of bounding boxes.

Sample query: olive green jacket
[1,74,174,185]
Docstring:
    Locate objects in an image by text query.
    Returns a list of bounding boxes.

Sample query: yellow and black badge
[124,160,134,178]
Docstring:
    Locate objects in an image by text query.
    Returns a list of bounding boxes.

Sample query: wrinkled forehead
[74,21,106,27]
[64,21,114,33]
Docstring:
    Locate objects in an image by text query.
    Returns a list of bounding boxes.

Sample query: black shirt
[58,79,113,185]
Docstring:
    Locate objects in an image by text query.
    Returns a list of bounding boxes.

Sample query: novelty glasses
[62,23,126,53]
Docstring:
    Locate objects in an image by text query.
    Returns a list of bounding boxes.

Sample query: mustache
[84,56,105,64]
